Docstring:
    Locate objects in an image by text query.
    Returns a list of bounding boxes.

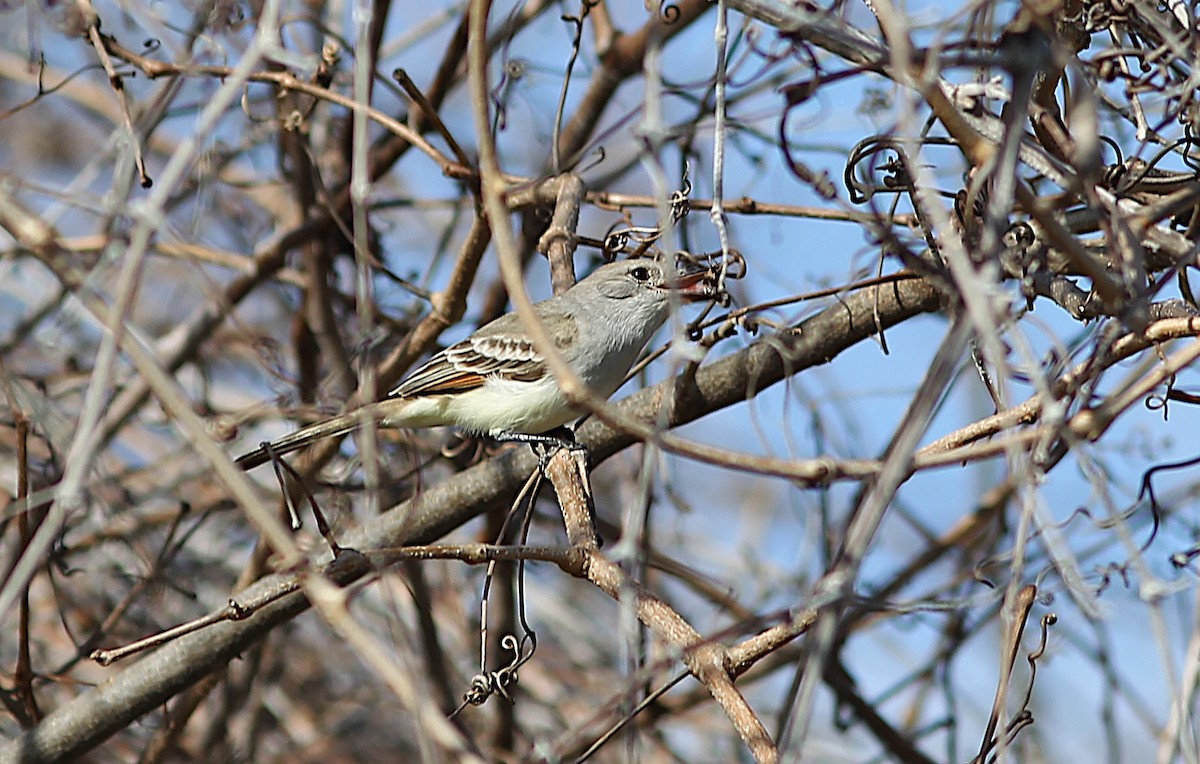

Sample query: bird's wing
[389,333,547,398]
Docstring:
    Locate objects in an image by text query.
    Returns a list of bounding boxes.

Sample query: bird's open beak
[670,267,719,301]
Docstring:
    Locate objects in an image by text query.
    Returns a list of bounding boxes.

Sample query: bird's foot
[493,427,588,474]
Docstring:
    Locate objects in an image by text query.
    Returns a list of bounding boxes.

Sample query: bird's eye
[630,266,651,282]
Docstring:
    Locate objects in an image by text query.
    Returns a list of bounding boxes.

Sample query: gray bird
[236,258,716,469]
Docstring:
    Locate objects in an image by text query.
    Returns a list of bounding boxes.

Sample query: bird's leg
[492,427,588,473]
[492,427,581,452]
[497,428,601,547]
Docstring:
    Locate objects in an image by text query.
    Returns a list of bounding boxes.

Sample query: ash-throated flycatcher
[235,258,716,469]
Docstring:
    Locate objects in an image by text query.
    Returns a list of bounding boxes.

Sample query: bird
[235,258,717,470]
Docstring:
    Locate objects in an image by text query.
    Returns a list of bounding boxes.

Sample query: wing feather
[389,334,547,398]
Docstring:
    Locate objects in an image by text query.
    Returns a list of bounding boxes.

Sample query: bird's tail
[235,402,392,470]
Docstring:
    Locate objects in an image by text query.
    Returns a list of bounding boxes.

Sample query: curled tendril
[880,157,911,190]
[453,633,538,714]
[602,175,694,259]
[602,225,659,257]
[1031,613,1056,661]
[1145,393,1169,416]
[1102,139,1200,195]
[1003,221,1036,251]
[974,494,1159,590]
[658,1,680,23]
[1005,221,1041,308]
[602,228,630,258]
[713,249,747,281]
[1014,611,1058,715]
[954,186,988,227]
[1100,161,1130,190]
[845,136,921,204]
[1145,373,1178,419]
[1146,378,1200,419]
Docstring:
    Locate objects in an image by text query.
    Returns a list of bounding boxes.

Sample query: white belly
[392,374,578,435]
